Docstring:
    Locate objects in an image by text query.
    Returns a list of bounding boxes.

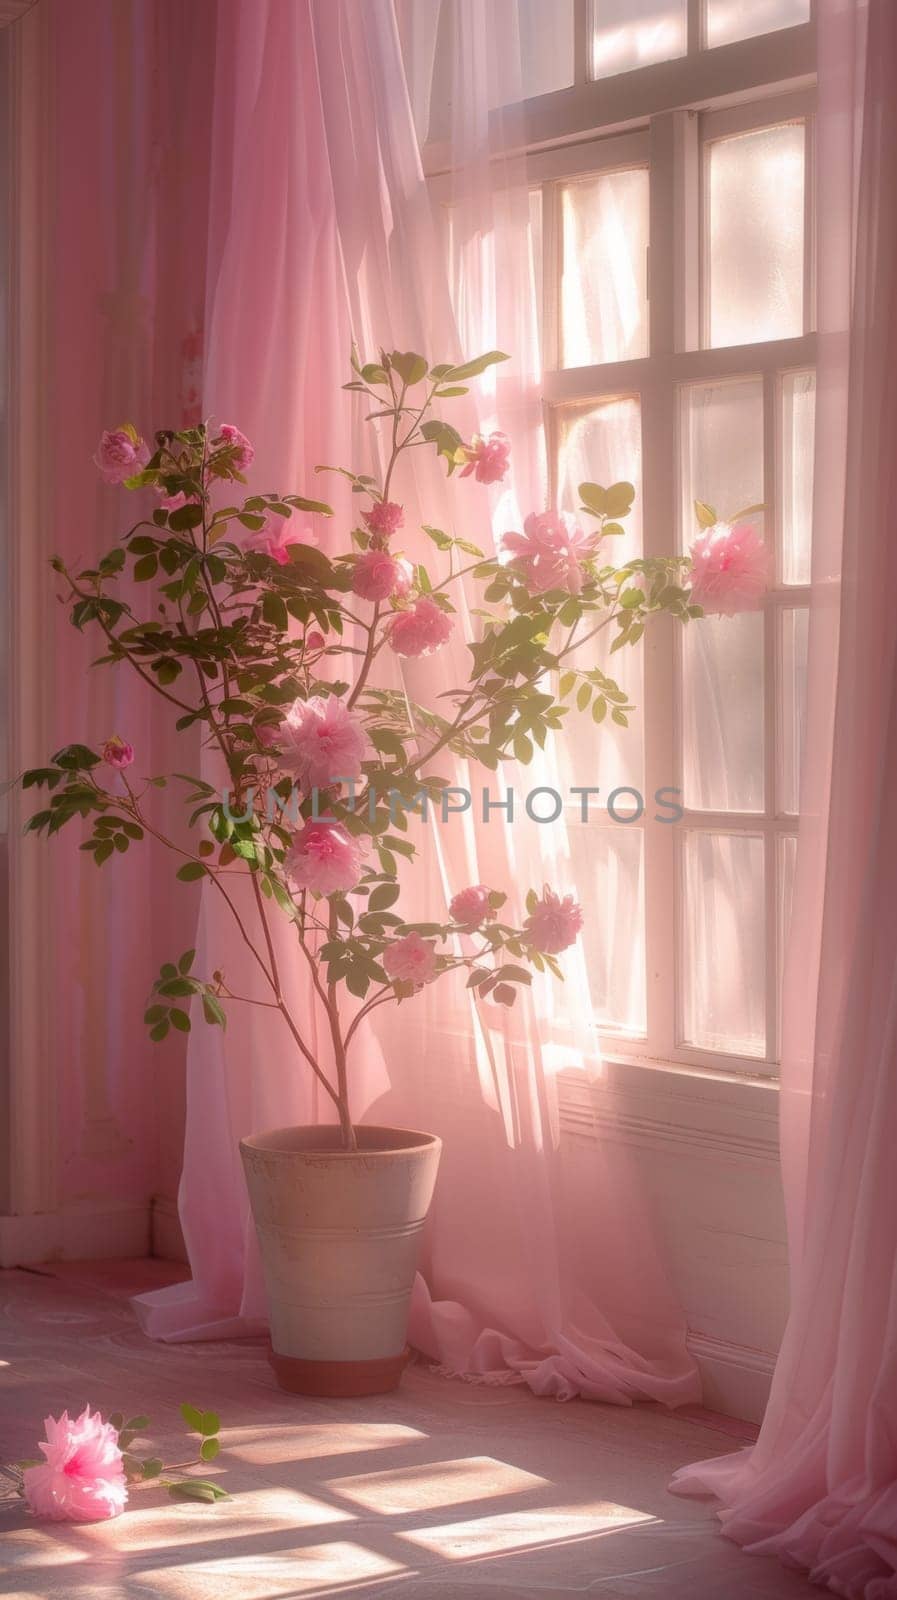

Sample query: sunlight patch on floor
[326,1454,550,1514]
[228,1420,428,1466]
[403,1500,658,1559]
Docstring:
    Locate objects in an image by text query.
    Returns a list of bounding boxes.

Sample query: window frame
[425,17,817,1083]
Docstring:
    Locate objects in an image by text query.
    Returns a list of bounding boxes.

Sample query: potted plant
[20,347,761,1394]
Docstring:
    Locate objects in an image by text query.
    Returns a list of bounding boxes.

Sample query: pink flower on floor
[93,427,150,485]
[23,1407,127,1523]
[243,515,317,566]
[460,432,511,485]
[525,887,584,954]
[362,500,404,540]
[687,521,771,617]
[278,695,369,789]
[502,511,600,596]
[449,884,496,932]
[212,423,254,474]
[383,931,438,985]
[387,598,454,659]
[351,550,412,603]
[101,735,134,770]
[285,818,364,896]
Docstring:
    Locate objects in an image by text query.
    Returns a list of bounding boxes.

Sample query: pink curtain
[136,0,699,1406]
[21,0,214,1209]
[671,3,897,1594]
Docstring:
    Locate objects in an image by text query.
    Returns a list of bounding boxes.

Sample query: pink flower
[449,884,496,932]
[502,511,600,596]
[363,500,404,540]
[244,515,317,566]
[23,1406,127,1523]
[93,427,150,485]
[687,521,771,617]
[213,423,254,474]
[306,630,325,652]
[158,491,188,512]
[101,735,134,770]
[285,818,364,896]
[461,432,511,485]
[351,550,413,603]
[388,598,454,659]
[279,695,369,789]
[525,887,584,954]
[383,931,438,985]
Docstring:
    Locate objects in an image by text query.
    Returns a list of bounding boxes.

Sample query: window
[419,3,816,1079]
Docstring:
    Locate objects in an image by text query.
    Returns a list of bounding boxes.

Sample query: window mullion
[641,113,678,1062]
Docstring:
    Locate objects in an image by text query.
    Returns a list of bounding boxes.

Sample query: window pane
[780,607,808,814]
[682,832,766,1056]
[706,0,810,49]
[682,614,765,811]
[555,397,644,793]
[569,824,646,1033]
[561,169,649,366]
[589,0,687,79]
[781,370,815,584]
[517,0,576,99]
[706,123,805,348]
[680,378,764,548]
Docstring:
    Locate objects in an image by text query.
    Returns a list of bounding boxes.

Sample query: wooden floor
[0,1265,812,1599]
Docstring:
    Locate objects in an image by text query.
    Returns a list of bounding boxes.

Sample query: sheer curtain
[671,2,897,1594]
[138,0,698,1406]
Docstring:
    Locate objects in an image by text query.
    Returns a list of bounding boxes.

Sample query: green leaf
[433,385,468,397]
[199,1411,220,1437]
[603,481,635,518]
[169,504,203,532]
[200,1438,220,1462]
[167,1479,229,1503]
[134,554,158,581]
[694,499,718,529]
[124,1415,150,1433]
[442,350,509,381]
[170,1008,191,1033]
[493,983,516,1006]
[180,1403,204,1431]
[149,1020,170,1042]
[178,949,196,974]
[578,482,606,516]
[576,682,591,712]
[202,994,227,1029]
[142,1458,163,1479]
[368,883,401,912]
[262,592,289,631]
[176,862,207,882]
[390,350,428,386]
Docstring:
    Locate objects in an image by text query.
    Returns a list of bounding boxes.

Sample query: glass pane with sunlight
[589,0,687,79]
[706,122,805,348]
[682,831,766,1056]
[568,823,647,1034]
[554,396,645,796]
[706,0,810,49]
[679,378,766,812]
[780,369,815,584]
[561,170,649,366]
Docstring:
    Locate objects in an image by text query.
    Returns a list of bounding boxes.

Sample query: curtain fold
[136,0,699,1407]
[671,2,897,1593]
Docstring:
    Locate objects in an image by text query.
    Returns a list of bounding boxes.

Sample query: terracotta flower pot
[239,1124,442,1397]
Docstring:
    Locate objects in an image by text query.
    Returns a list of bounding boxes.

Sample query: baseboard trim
[0,1200,151,1268]
[686,1330,776,1423]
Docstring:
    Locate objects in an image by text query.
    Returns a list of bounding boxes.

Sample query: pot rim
[239,1123,442,1160]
